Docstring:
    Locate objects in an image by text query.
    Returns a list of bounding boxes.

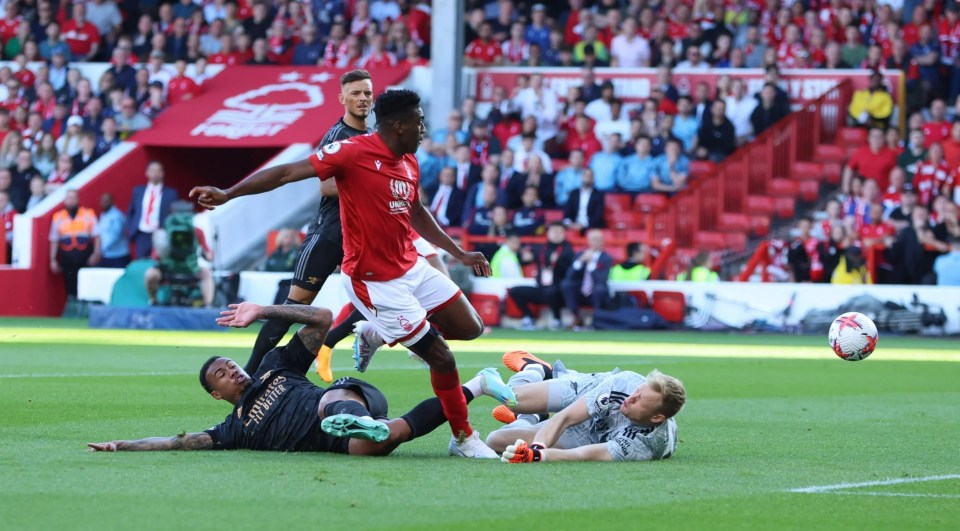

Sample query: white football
[828,312,878,361]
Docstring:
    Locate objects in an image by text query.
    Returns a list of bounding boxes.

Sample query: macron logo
[375,160,382,170]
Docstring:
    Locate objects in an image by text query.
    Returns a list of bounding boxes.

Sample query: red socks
[430,369,473,437]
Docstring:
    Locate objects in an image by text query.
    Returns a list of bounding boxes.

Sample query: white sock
[463,374,483,399]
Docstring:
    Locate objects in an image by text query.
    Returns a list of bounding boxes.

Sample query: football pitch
[2,318,958,530]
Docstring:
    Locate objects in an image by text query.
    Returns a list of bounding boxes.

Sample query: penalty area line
[789,474,960,494]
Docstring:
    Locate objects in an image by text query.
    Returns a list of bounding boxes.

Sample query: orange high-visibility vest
[51,207,97,251]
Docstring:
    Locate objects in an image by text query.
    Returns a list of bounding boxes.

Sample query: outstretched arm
[533,397,591,448]
[88,432,213,452]
[190,159,318,210]
[217,302,333,354]
[410,199,491,277]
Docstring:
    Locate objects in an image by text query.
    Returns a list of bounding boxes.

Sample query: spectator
[26,175,46,211]
[464,21,503,66]
[525,4,550,51]
[512,132,553,174]
[431,109,468,145]
[882,168,907,216]
[579,67,602,103]
[563,168,604,232]
[554,149,586,207]
[263,228,301,273]
[889,205,939,285]
[696,100,736,162]
[465,183,498,236]
[584,80,616,123]
[913,143,951,206]
[609,242,651,281]
[71,132,99,174]
[860,203,897,253]
[40,22,72,61]
[9,149,41,212]
[140,82,167,121]
[49,189,100,299]
[751,83,789,138]
[831,246,872,285]
[677,252,718,281]
[573,25,610,66]
[897,129,927,184]
[126,161,177,259]
[840,25,868,68]
[465,162,504,211]
[467,119,501,167]
[506,153,554,209]
[509,221,574,331]
[652,138,690,194]
[115,96,152,138]
[167,60,202,104]
[849,71,894,129]
[490,232,523,279]
[512,185,546,237]
[487,205,513,240]
[501,22,530,66]
[56,115,84,157]
[357,33,397,69]
[428,166,465,228]
[561,228,613,329]
[611,16,650,68]
[62,3,100,62]
[94,192,130,269]
[843,127,898,194]
[564,113,602,161]
[934,236,960,286]
[594,98,632,144]
[512,73,560,142]
[910,25,940,102]
[46,153,74,194]
[618,135,656,195]
[451,143,481,193]
[669,96,698,153]
[724,78,757,146]
[676,44,709,70]
[943,121,960,169]
[247,38,276,65]
[0,188,12,261]
[96,117,121,154]
[922,99,951,148]
[589,133,623,192]
[691,81,713,123]
[32,133,58,176]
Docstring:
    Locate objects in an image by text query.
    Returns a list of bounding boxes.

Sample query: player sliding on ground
[485,351,685,463]
[88,303,516,457]
[191,89,498,457]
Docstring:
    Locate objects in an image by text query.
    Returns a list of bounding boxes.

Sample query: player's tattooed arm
[87,432,214,452]
[259,305,333,354]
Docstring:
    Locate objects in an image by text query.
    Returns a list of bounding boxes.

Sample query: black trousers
[58,247,93,297]
[508,285,563,320]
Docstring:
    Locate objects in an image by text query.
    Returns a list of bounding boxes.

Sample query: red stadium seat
[634,193,669,213]
[694,231,728,250]
[652,291,686,324]
[838,127,868,147]
[469,294,501,327]
[814,144,847,164]
[604,193,632,212]
[606,210,643,229]
[767,178,798,198]
[688,160,717,178]
[718,213,751,233]
[823,162,843,184]
[745,195,776,216]
[774,197,796,218]
[543,209,564,224]
[798,179,820,202]
[750,215,771,237]
[792,161,825,181]
[624,290,649,308]
[504,292,540,319]
[725,231,748,251]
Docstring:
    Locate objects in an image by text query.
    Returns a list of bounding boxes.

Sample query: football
[828,312,878,361]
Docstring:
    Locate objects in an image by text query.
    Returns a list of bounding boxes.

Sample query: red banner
[133,65,411,147]
[474,67,901,106]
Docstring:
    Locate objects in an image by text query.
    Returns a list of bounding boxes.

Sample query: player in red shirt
[61,2,100,61]
[464,21,503,66]
[190,90,503,458]
[842,126,898,193]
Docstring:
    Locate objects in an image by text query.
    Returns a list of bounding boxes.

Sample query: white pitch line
[790,474,960,493]
[831,492,960,499]
[0,362,495,379]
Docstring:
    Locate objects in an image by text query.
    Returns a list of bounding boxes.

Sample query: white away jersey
[572,371,678,461]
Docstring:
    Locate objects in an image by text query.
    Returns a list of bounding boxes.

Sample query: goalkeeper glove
[501,439,546,463]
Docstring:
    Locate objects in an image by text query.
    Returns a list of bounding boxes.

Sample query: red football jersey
[61,20,100,57]
[308,133,419,281]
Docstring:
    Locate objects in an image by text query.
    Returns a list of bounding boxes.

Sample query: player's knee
[461,313,484,340]
[485,429,509,452]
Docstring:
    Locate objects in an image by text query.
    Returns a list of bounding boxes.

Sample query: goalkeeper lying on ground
[485,352,686,463]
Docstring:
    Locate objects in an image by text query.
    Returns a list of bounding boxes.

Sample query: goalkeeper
[486,351,685,463]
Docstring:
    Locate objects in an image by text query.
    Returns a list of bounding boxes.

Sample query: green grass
[1,319,958,530]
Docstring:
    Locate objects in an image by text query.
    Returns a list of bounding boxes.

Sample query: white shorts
[412,236,438,258]
[341,258,462,346]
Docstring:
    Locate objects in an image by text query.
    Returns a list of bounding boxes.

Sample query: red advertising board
[473,67,901,106]
[133,65,411,147]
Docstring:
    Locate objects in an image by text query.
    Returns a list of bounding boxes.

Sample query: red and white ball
[828,312,878,361]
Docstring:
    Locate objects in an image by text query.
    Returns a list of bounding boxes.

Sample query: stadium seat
[798,179,820,202]
[750,215,771,237]
[606,210,643,230]
[688,160,717,178]
[724,231,748,251]
[774,197,796,218]
[718,212,751,233]
[604,193,632,212]
[543,209,564,224]
[838,127,867,147]
[652,291,685,324]
[814,144,847,164]
[624,290,649,308]
[634,193,668,213]
[791,161,825,181]
[693,231,728,250]
[503,292,540,319]
[823,162,843,184]
[767,178,798,198]
[468,293,502,327]
[745,195,776,216]
[619,229,647,241]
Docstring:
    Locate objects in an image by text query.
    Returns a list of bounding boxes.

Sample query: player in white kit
[486,351,685,462]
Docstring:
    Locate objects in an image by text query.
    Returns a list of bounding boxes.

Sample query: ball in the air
[828,312,878,361]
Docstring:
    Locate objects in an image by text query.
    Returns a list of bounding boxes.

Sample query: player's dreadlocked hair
[374,89,421,125]
[199,356,220,394]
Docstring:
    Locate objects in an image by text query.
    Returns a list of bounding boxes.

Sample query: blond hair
[646,369,686,419]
